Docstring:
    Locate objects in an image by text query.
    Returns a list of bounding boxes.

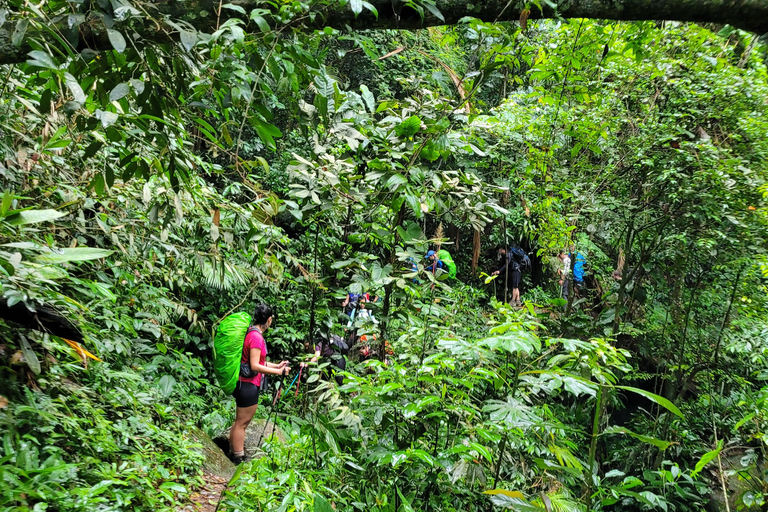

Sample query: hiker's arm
[265,361,287,368]
[497,257,509,274]
[249,348,289,375]
[300,349,322,367]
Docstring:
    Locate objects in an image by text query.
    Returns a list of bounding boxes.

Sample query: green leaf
[396,115,421,138]
[228,463,244,485]
[64,73,86,104]
[254,120,281,151]
[397,488,416,512]
[0,257,14,277]
[104,166,115,188]
[361,1,378,17]
[222,3,246,13]
[470,442,493,462]
[691,439,723,478]
[83,141,104,159]
[5,209,66,225]
[615,386,684,418]
[350,0,363,15]
[19,334,41,375]
[96,109,119,128]
[1,190,13,216]
[107,29,126,53]
[159,482,187,493]
[180,30,197,52]
[12,19,28,46]
[158,374,176,397]
[26,50,58,70]
[314,495,334,512]
[330,259,354,269]
[484,492,545,511]
[479,331,541,356]
[360,84,375,113]
[91,172,105,195]
[423,1,445,21]
[602,426,673,450]
[314,73,335,99]
[34,247,113,263]
[410,449,435,466]
[250,12,270,31]
[109,82,130,102]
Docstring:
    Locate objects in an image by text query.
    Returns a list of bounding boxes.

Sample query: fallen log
[0,0,767,65]
[0,298,83,343]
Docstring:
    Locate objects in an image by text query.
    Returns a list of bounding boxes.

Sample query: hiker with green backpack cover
[214,304,290,464]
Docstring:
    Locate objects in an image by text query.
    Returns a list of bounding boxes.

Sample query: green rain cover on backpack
[213,312,251,394]
[437,249,457,279]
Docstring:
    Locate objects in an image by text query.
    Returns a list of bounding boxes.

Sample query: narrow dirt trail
[179,419,287,511]
[180,471,228,512]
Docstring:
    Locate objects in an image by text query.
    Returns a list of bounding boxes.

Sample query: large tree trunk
[1,0,766,65]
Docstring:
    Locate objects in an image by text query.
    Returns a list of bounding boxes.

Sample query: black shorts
[510,269,521,289]
[232,380,260,408]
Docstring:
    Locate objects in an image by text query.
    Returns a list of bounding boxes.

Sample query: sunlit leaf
[5,209,65,225]
[19,334,41,375]
[691,439,723,478]
[158,374,176,397]
[615,386,684,418]
[109,82,130,102]
[35,247,113,263]
[107,29,126,53]
[603,426,674,450]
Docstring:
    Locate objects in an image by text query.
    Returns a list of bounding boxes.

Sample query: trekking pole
[284,367,302,395]
[257,374,285,447]
[266,375,288,444]
[294,366,303,397]
[419,270,438,364]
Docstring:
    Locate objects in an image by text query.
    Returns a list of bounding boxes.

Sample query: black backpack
[330,334,350,355]
[510,246,532,273]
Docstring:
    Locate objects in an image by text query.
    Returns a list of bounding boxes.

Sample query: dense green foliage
[1,1,768,511]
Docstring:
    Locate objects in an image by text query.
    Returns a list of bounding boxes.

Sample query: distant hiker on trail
[406,257,421,284]
[347,296,378,327]
[229,304,290,465]
[558,251,571,300]
[425,249,457,280]
[493,245,529,306]
[570,247,586,291]
[341,292,360,317]
[424,250,446,275]
[302,332,348,386]
[346,296,378,350]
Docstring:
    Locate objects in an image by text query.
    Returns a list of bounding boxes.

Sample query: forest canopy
[1,0,768,511]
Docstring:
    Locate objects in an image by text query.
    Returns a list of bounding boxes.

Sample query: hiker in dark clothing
[341,292,360,316]
[493,245,522,306]
[301,333,347,386]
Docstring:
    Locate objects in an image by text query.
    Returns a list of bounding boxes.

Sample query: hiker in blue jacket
[570,247,586,292]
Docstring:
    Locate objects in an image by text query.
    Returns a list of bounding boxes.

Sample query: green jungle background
[1,1,768,511]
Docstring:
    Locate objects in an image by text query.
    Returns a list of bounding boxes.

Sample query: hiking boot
[232,455,247,465]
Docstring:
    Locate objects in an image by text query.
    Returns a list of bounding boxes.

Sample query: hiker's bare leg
[230,404,258,453]
[512,288,520,304]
